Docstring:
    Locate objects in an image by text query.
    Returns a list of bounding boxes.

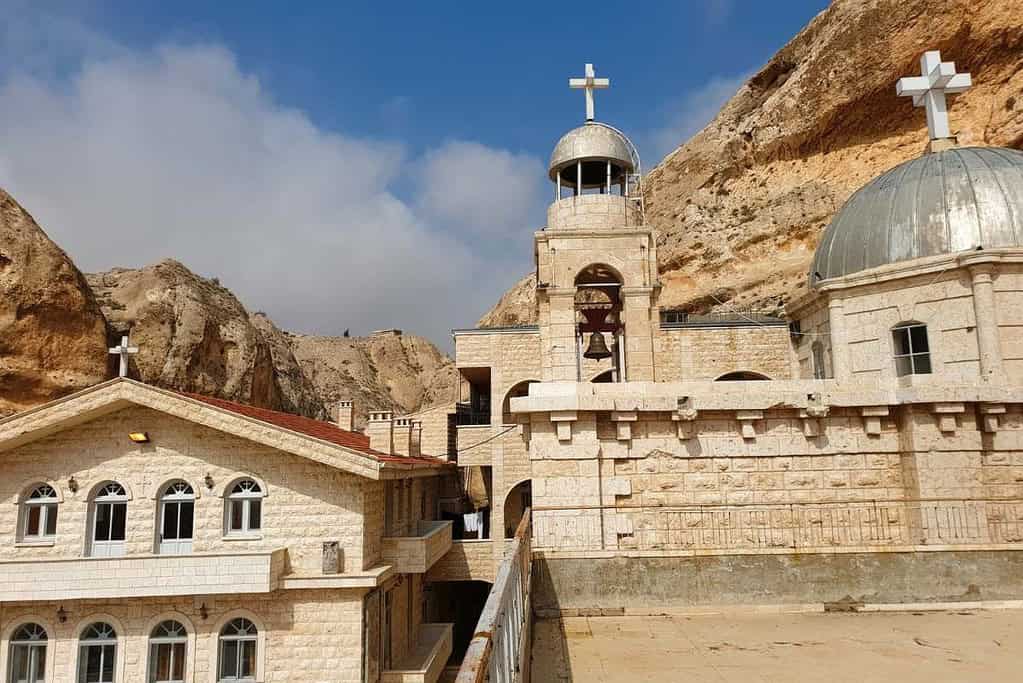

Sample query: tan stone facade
[0,381,455,683]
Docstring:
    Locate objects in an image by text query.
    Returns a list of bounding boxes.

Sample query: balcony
[456,424,493,466]
[426,539,496,583]
[381,623,453,683]
[0,549,286,602]
[382,521,453,574]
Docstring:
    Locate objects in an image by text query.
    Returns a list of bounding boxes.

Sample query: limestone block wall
[0,407,372,573]
[838,271,979,381]
[545,195,640,231]
[425,540,496,583]
[407,403,456,460]
[994,267,1023,383]
[0,588,364,683]
[655,326,797,381]
[793,298,831,379]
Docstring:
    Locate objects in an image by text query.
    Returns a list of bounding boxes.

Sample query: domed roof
[811,147,1023,284]
[549,122,635,180]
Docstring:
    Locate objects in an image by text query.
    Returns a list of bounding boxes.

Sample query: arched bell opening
[715,371,771,381]
[574,264,624,382]
[501,380,539,426]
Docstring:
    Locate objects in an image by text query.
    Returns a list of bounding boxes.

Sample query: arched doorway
[503,480,532,538]
[502,380,539,426]
[715,371,771,381]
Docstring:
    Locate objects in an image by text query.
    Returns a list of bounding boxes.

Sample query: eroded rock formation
[0,190,109,416]
[480,0,1023,325]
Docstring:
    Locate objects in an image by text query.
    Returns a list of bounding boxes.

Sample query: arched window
[8,623,47,683]
[77,622,117,683]
[892,322,932,376]
[158,482,194,555]
[147,620,187,683]
[811,341,827,380]
[20,484,58,542]
[90,483,128,557]
[217,618,257,681]
[715,371,770,381]
[225,480,262,536]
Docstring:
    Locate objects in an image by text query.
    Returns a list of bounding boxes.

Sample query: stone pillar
[336,400,355,431]
[969,265,1004,381]
[827,297,851,381]
[366,411,394,454]
[621,287,656,381]
[546,288,578,381]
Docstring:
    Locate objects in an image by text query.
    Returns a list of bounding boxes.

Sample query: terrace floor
[531,609,1023,682]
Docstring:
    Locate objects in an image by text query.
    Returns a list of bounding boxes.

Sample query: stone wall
[0,588,364,682]
[655,325,796,381]
[532,550,1023,614]
[0,407,372,573]
[425,540,496,583]
[995,267,1023,384]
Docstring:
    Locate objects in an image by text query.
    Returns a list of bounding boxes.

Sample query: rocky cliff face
[0,190,109,416]
[289,331,458,429]
[86,260,326,418]
[480,0,1023,324]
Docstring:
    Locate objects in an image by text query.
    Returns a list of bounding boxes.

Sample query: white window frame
[77,622,118,683]
[19,485,59,544]
[89,483,129,558]
[158,482,195,555]
[224,480,263,538]
[7,622,47,683]
[892,322,932,376]
[216,618,258,682]
[147,620,188,683]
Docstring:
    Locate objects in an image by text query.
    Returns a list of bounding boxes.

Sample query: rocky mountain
[0,190,109,416]
[86,260,326,418]
[289,330,458,429]
[480,0,1023,325]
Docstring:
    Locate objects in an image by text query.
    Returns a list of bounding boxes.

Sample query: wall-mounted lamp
[128,432,150,443]
[204,473,215,491]
[199,603,209,620]
[67,476,79,494]
[57,606,68,623]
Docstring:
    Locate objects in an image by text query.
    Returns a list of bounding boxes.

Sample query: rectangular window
[44,504,58,536]
[220,641,237,678]
[893,324,932,377]
[26,506,41,536]
[110,504,127,541]
[230,501,244,531]
[247,500,261,531]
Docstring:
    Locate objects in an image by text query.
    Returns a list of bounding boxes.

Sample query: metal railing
[660,309,787,328]
[532,499,1023,553]
[456,509,532,683]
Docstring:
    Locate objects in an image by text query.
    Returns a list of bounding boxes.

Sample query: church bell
[583,331,612,360]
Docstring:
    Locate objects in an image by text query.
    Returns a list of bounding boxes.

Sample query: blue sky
[0,0,828,347]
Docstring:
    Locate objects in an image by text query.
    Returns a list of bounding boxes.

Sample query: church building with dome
[437,53,1023,615]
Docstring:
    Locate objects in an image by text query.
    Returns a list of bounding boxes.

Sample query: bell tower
[536,64,660,383]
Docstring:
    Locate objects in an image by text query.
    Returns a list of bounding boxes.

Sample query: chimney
[366,411,394,454]
[392,417,413,457]
[336,400,355,432]
[410,421,423,458]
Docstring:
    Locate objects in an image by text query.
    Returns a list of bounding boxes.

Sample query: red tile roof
[178,391,448,468]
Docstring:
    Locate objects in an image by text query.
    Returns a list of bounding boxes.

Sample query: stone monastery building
[2,53,1023,682]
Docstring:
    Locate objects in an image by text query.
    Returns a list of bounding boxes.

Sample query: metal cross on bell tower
[569,63,610,122]
[896,50,972,141]
[108,333,139,378]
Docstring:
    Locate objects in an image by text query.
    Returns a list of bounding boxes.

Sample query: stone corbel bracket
[979,404,1006,433]
[550,410,577,443]
[932,402,966,434]
[672,396,698,440]
[516,414,531,441]
[800,392,830,437]
[860,406,889,437]
[611,411,638,442]
[735,410,763,441]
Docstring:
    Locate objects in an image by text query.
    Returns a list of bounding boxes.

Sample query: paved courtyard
[531,609,1023,682]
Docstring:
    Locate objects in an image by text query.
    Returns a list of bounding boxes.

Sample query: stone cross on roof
[108,333,138,378]
[896,50,972,141]
[569,63,610,122]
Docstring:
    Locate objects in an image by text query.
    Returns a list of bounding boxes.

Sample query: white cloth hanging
[463,511,481,532]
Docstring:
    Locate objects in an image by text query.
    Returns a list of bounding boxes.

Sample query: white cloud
[416,141,547,237]
[645,72,750,164]
[0,32,544,347]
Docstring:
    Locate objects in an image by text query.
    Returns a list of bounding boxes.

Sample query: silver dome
[811,147,1023,283]
[549,122,635,180]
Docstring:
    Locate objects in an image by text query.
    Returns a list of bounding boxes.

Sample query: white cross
[108,334,138,378]
[569,63,610,122]
[896,50,972,140]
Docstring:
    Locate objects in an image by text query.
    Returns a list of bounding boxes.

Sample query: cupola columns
[896,50,972,141]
